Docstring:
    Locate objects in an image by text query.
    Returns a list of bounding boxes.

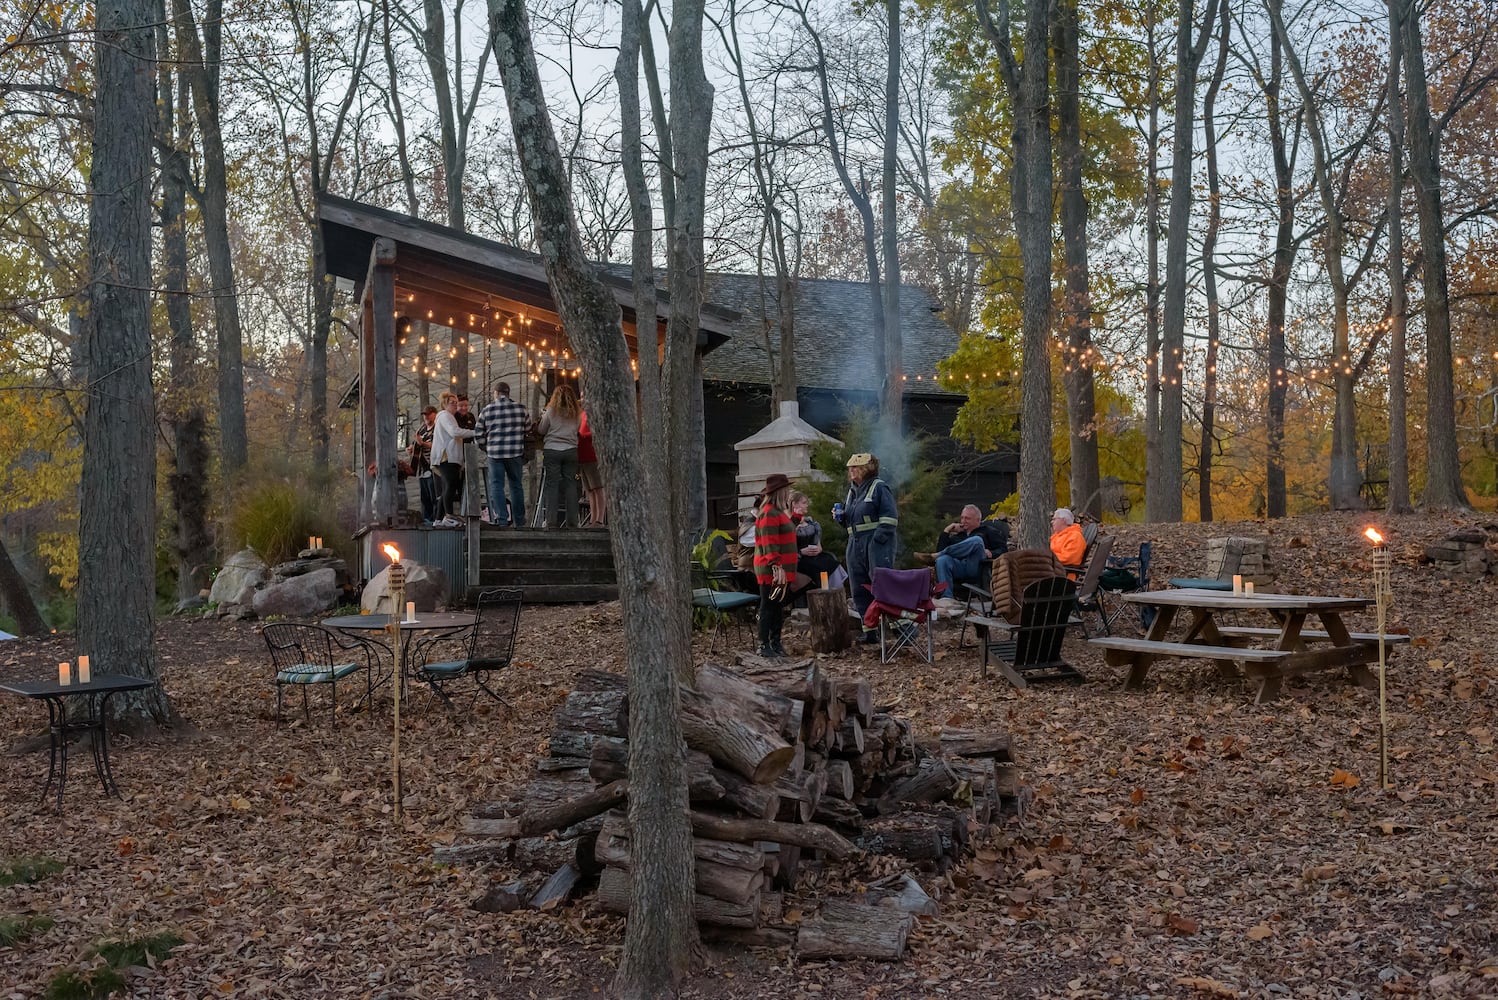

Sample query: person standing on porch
[410,405,439,525]
[475,380,532,527]
[537,384,582,527]
[431,390,475,527]
[836,452,898,643]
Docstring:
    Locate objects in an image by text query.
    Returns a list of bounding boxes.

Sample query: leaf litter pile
[2,511,1495,999]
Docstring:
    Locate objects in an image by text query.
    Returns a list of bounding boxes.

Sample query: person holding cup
[836,452,898,643]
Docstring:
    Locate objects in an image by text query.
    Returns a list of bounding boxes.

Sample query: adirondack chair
[983,577,1084,687]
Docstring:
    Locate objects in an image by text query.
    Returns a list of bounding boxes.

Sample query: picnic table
[1089,588,1410,703]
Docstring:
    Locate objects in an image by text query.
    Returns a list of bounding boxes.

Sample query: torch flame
[382,543,401,563]
[1364,527,1384,545]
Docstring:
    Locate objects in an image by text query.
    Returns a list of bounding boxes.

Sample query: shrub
[0,856,64,886]
[224,480,347,567]
[0,914,54,946]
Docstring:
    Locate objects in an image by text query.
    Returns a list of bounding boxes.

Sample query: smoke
[868,420,916,489]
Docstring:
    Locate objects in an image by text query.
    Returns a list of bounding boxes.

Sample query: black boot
[770,640,788,658]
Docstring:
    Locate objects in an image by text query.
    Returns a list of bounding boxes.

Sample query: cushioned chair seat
[420,659,469,677]
[693,588,758,610]
[276,661,360,685]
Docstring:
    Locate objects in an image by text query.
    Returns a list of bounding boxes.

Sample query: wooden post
[369,237,399,524]
[808,588,851,653]
[359,290,375,524]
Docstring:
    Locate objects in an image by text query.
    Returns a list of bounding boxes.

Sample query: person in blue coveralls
[835,452,898,643]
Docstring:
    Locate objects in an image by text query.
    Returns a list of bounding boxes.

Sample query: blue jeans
[418,475,440,523]
[935,535,988,592]
[486,455,525,526]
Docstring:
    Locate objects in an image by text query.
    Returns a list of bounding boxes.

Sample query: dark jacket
[937,519,1010,556]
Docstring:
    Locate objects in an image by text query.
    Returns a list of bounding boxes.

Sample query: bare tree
[79,0,172,723]
[170,0,248,473]
[1196,0,1229,521]
[1148,0,1216,524]
[879,0,902,435]
[487,0,697,995]
[1386,0,1411,513]
[975,0,1053,549]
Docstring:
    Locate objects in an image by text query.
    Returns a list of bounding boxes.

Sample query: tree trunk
[976,0,1054,548]
[171,0,246,474]
[155,27,212,602]
[1264,29,1294,519]
[879,0,903,437]
[0,537,47,635]
[1154,0,1216,524]
[80,0,172,726]
[487,2,699,995]
[1403,4,1468,508]
[1197,0,1230,522]
[1385,0,1411,513]
[808,588,851,653]
[1054,0,1101,520]
[1144,5,1163,520]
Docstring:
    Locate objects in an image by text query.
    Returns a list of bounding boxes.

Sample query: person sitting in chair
[1049,507,1087,570]
[917,504,1009,599]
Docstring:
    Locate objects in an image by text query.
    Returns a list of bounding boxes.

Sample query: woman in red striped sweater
[753,473,799,658]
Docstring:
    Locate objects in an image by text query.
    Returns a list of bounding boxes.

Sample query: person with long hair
[789,490,845,593]
[537,384,582,527]
[431,391,476,527]
[753,473,798,658]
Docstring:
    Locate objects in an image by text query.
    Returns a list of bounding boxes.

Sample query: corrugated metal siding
[359,528,467,597]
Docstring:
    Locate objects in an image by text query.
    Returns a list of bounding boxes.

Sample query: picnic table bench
[1089,588,1401,704]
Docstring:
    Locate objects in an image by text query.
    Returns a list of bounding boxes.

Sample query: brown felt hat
[758,473,792,497]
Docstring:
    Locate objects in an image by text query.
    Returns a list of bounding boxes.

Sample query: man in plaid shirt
[475,381,533,526]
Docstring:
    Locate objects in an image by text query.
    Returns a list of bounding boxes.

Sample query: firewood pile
[438,654,1024,960]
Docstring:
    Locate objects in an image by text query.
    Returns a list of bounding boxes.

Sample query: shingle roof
[697,274,961,397]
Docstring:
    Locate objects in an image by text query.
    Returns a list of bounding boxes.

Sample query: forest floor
[2,510,1496,999]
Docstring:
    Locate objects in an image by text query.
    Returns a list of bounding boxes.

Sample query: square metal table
[0,675,157,809]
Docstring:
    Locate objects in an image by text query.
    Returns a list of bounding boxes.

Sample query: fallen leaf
[1330,769,1361,788]
[1166,913,1199,935]
[1246,923,1274,941]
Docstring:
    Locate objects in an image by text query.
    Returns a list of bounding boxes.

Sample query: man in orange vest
[1049,507,1087,568]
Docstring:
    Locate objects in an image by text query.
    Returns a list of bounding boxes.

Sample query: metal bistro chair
[411,588,523,712]
[262,623,380,728]
[691,564,759,651]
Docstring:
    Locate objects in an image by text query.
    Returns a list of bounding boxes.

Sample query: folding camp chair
[1098,540,1153,633]
[863,567,947,664]
[1068,534,1115,637]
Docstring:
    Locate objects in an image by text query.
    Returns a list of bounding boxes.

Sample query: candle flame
[382,543,401,563]
[1364,527,1384,545]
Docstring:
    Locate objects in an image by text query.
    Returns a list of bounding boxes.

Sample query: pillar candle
[405,601,416,623]
[1245,581,1255,595]
[309,535,316,550]
[1232,574,1243,595]
[820,571,829,589]
[58,661,71,686]
[78,655,91,684]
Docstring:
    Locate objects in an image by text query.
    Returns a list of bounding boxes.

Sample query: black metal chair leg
[301,686,310,724]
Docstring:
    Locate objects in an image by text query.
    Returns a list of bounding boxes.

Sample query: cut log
[864,873,939,916]
[572,669,626,692]
[937,727,1014,762]
[546,729,601,761]
[771,842,801,891]
[857,813,947,861]
[596,866,760,928]
[836,677,874,720]
[701,926,796,948]
[695,663,795,736]
[796,899,915,960]
[470,878,530,913]
[512,836,580,873]
[529,863,581,909]
[553,689,627,736]
[597,815,767,871]
[432,841,514,865]
[812,797,866,830]
[688,812,857,859]
[807,588,852,653]
[731,655,828,703]
[834,716,864,754]
[469,799,520,820]
[875,759,959,814]
[825,694,845,729]
[712,768,780,821]
[680,685,795,785]
[587,737,725,801]
[823,759,855,799]
[773,768,823,824]
[463,779,628,840]
[594,833,765,902]
[760,891,784,924]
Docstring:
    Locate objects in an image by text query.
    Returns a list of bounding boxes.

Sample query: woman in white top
[431,390,475,525]
[537,384,582,527]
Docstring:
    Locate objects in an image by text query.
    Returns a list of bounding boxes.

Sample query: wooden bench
[1089,636,1291,693]
[1215,627,1412,645]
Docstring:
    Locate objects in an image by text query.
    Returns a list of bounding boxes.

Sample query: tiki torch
[382,543,405,821]
[1364,527,1392,789]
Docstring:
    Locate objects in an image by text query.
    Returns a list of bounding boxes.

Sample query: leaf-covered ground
[2,511,1495,999]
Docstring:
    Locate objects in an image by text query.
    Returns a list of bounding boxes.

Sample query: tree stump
[808,588,851,653]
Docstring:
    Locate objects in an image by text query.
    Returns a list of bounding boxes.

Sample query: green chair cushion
[420,659,469,677]
[693,589,758,611]
[277,662,360,685]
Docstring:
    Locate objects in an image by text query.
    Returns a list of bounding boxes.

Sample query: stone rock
[1423,542,1461,562]
[209,549,268,605]
[252,567,340,618]
[361,563,449,615]
[270,556,353,590]
[1448,528,1486,544]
